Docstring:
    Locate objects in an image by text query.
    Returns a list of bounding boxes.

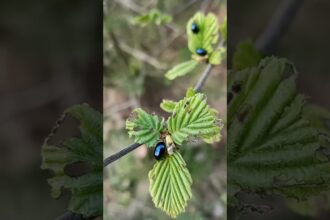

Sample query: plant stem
[103,142,142,167]
[194,40,225,92]
[255,0,304,54]
[103,51,220,166]
[194,63,213,93]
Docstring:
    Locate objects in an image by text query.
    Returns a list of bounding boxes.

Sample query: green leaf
[126,108,164,147]
[185,87,196,98]
[160,99,177,113]
[132,9,172,26]
[167,93,221,145]
[220,17,227,41]
[208,47,226,65]
[232,40,262,70]
[303,104,330,137]
[187,12,219,56]
[41,104,102,218]
[149,151,192,218]
[228,57,330,206]
[165,60,198,80]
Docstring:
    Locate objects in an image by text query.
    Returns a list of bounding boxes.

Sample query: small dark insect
[184,101,190,108]
[196,48,207,56]
[227,92,233,104]
[232,82,242,93]
[191,22,199,34]
[153,142,166,160]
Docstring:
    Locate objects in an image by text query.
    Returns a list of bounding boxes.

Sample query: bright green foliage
[232,40,262,70]
[208,47,226,65]
[132,9,172,26]
[149,151,193,218]
[165,60,198,80]
[41,104,102,218]
[126,90,222,218]
[228,57,330,206]
[165,12,226,80]
[167,93,222,145]
[187,12,219,56]
[160,99,178,113]
[185,87,196,98]
[220,17,227,41]
[126,108,164,147]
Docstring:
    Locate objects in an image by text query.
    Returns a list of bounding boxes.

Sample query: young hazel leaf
[160,99,178,113]
[220,17,227,41]
[149,151,192,218]
[228,57,330,207]
[126,108,164,147]
[167,93,221,145]
[165,60,198,80]
[187,12,219,55]
[208,47,226,65]
[41,104,102,218]
[232,40,262,71]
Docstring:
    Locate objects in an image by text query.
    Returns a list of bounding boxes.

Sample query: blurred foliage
[228,55,330,217]
[41,104,102,218]
[232,40,261,71]
[132,9,172,26]
[104,0,227,219]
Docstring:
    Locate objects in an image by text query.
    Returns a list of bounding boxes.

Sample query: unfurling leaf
[41,104,102,218]
[167,93,222,145]
[160,99,177,113]
[149,151,192,218]
[232,40,262,70]
[208,47,226,65]
[220,17,227,41]
[165,60,198,80]
[187,12,219,55]
[126,108,164,147]
[228,57,330,207]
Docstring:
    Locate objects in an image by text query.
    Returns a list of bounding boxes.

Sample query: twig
[103,3,226,167]
[255,0,304,54]
[112,41,167,70]
[103,40,224,166]
[194,63,213,93]
[173,0,199,17]
[194,40,225,92]
[103,143,143,167]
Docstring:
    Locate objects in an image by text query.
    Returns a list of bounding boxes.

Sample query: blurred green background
[103,0,227,219]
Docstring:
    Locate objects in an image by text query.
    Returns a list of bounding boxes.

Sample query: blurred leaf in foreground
[228,57,330,208]
[41,104,102,218]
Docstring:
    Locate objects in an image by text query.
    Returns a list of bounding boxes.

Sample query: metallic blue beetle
[154,142,166,160]
[196,48,207,56]
[191,22,199,34]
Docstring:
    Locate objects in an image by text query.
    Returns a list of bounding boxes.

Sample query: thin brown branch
[255,0,304,54]
[103,143,143,167]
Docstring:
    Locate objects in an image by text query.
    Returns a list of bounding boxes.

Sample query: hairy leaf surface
[149,151,192,218]
[126,108,164,147]
[228,57,330,206]
[165,60,198,80]
[167,93,221,145]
